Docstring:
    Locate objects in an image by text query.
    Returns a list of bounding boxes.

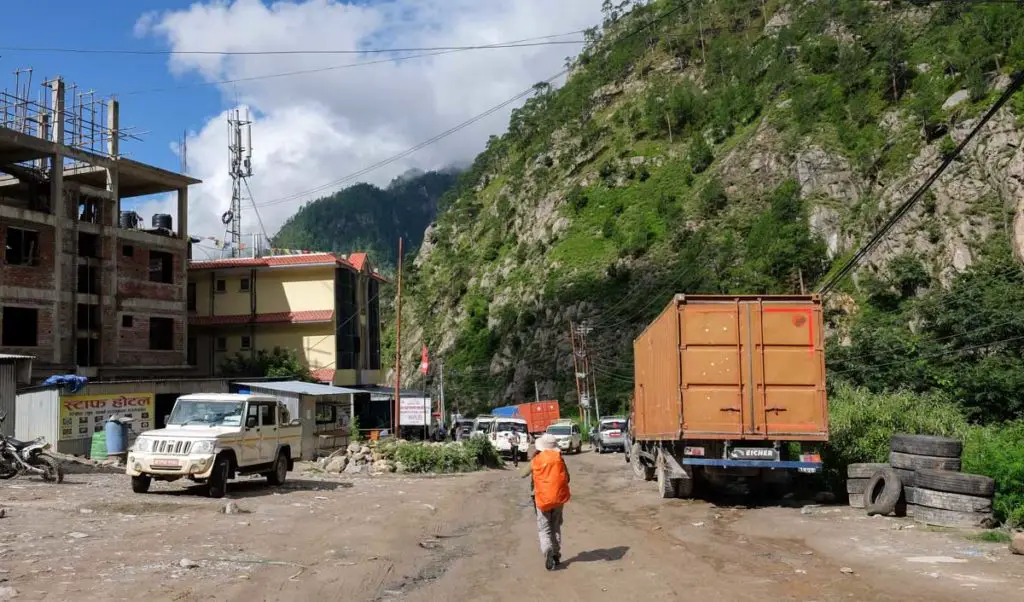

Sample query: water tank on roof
[119,211,140,229]
[152,213,173,231]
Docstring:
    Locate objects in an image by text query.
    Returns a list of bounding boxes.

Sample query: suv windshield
[547,426,571,436]
[474,421,492,432]
[168,400,243,426]
[495,422,527,434]
[601,421,626,431]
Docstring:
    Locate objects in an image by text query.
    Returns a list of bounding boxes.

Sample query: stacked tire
[908,469,996,528]
[846,463,887,509]
[889,434,962,518]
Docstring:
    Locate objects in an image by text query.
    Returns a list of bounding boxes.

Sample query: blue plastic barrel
[105,418,127,455]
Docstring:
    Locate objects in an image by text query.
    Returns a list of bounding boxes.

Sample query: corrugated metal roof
[0,354,34,360]
[236,380,364,396]
[190,310,334,327]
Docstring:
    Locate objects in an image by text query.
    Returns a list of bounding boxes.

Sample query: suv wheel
[267,451,288,486]
[207,455,230,499]
[131,475,151,494]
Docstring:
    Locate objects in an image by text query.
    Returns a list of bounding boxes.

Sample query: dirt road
[1,452,1020,601]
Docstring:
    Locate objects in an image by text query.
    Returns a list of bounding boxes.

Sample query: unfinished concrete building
[0,76,199,381]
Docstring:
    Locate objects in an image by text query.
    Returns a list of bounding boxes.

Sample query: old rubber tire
[889,451,961,472]
[631,443,654,481]
[906,487,992,513]
[207,455,230,499]
[847,463,889,479]
[848,493,866,509]
[132,475,151,493]
[865,467,904,516]
[846,478,868,495]
[894,468,916,488]
[890,434,962,458]
[266,452,288,486]
[914,469,995,497]
[910,504,996,529]
[656,457,677,499]
[30,455,63,484]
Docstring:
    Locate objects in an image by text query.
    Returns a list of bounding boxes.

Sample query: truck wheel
[656,458,677,499]
[207,455,230,499]
[266,451,288,486]
[631,443,654,481]
[131,475,151,494]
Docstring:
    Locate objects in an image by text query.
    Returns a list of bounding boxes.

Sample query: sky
[0,0,604,250]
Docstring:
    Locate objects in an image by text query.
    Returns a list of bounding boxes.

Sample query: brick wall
[0,219,56,289]
[116,311,185,365]
[116,239,184,302]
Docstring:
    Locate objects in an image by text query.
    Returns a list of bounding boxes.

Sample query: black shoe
[545,550,555,570]
[553,554,560,567]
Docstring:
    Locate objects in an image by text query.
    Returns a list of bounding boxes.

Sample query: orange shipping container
[516,401,561,435]
[633,295,827,442]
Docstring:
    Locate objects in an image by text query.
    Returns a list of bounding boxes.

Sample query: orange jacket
[531,450,571,512]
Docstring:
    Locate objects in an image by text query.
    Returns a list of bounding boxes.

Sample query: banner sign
[399,397,430,426]
[60,393,155,441]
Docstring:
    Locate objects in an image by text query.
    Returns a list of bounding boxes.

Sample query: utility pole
[393,237,403,436]
[534,381,540,403]
[569,321,595,433]
[439,358,446,427]
[576,321,600,422]
[227,108,252,258]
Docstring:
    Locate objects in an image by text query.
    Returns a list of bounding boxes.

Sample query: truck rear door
[678,297,826,440]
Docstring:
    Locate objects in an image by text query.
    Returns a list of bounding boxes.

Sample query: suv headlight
[133,437,152,452]
[190,440,216,454]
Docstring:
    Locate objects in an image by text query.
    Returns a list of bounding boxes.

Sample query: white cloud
[134,0,603,243]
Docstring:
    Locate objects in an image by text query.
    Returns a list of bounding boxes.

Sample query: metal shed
[1,354,34,437]
[235,381,367,460]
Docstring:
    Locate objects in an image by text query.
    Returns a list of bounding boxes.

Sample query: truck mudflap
[681,458,822,473]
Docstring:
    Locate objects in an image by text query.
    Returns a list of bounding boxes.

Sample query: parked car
[470,416,496,439]
[593,416,627,454]
[127,393,301,498]
[545,421,582,454]
[453,419,475,441]
[490,417,530,459]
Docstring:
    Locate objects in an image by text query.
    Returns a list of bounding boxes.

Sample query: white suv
[127,394,302,498]
[545,421,582,454]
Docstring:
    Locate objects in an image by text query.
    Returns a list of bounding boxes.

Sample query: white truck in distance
[126,393,302,498]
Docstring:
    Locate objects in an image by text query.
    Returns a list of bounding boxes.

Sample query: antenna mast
[226,108,253,257]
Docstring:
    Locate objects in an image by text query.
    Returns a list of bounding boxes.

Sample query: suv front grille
[153,439,193,455]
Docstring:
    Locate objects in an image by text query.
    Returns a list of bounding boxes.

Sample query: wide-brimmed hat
[535,434,558,451]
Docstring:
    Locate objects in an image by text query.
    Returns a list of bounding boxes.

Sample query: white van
[490,417,530,459]
[470,416,496,439]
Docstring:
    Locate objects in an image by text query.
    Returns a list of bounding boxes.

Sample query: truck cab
[126,393,302,498]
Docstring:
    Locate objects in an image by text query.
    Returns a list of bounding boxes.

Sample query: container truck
[516,401,561,435]
[630,294,827,498]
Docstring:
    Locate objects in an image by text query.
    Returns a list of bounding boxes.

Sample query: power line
[0,38,585,57]
[116,31,586,97]
[817,70,1024,294]
[831,333,1024,376]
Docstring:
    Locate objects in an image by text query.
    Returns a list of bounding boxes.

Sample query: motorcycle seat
[7,437,39,451]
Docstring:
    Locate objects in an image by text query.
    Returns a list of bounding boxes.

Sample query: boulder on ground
[325,456,348,473]
[1011,533,1024,556]
[348,442,361,454]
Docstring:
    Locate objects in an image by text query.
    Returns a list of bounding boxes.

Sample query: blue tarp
[41,374,89,394]
[492,406,520,417]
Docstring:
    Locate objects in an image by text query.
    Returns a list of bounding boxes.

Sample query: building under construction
[0,74,199,381]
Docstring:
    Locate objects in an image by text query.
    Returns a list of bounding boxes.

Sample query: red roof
[311,368,336,384]
[190,310,334,327]
[190,253,353,271]
[348,252,368,272]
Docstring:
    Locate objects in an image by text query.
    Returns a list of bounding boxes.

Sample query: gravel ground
[0,453,1020,601]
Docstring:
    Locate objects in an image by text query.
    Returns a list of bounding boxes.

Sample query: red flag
[420,344,429,374]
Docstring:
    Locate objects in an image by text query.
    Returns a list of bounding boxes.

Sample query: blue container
[105,419,127,455]
[492,406,520,417]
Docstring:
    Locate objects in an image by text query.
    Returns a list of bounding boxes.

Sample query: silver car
[593,417,627,454]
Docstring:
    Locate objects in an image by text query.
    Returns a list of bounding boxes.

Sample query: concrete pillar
[179,186,189,367]
[49,79,65,365]
[177,186,188,240]
[106,100,119,213]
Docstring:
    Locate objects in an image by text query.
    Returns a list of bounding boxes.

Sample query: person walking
[521,434,571,570]
[509,430,521,468]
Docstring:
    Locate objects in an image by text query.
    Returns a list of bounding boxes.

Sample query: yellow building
[187,252,384,386]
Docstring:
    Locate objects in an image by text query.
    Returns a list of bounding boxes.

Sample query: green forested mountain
[400,0,1024,422]
[273,170,458,266]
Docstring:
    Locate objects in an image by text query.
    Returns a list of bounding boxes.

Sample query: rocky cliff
[399,0,1024,415]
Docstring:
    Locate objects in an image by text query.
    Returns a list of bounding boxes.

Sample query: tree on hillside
[219,347,315,382]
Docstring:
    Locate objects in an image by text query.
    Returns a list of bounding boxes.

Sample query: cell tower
[224,108,252,257]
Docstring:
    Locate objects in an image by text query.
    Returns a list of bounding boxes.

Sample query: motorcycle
[0,413,64,483]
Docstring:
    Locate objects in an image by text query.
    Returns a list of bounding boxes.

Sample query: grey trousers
[536,506,563,557]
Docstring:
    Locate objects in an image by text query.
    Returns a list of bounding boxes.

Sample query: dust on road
[1,452,1020,601]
